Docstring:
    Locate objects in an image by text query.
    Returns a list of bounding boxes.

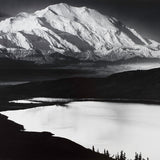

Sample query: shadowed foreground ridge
[0,113,113,160]
[0,113,149,160]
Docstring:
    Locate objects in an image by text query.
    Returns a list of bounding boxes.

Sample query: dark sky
[0,0,160,42]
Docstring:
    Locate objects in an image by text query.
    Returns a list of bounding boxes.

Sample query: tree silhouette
[104,149,110,158]
[134,153,139,160]
[120,151,126,160]
[139,153,142,160]
[92,145,95,152]
[93,147,149,160]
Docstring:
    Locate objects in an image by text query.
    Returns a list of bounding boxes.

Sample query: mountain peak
[0,3,160,64]
[49,3,71,8]
[16,12,31,18]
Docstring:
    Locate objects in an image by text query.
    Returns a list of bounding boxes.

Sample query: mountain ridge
[0,3,160,64]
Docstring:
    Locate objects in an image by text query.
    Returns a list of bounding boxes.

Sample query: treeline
[92,146,149,160]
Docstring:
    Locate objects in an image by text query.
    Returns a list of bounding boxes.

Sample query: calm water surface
[2,101,160,160]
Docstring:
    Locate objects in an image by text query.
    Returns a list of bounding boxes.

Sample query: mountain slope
[0,3,160,63]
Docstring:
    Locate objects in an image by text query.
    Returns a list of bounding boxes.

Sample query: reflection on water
[2,101,160,160]
[9,97,72,104]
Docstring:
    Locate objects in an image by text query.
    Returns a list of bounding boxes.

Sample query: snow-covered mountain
[0,3,160,64]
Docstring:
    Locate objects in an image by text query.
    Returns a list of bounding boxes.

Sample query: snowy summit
[0,3,160,63]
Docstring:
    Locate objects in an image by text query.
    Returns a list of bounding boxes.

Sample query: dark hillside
[0,113,112,160]
[1,68,160,103]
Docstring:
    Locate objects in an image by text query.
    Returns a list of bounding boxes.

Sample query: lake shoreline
[76,98,160,105]
[0,113,112,160]
[1,97,160,112]
[2,100,154,160]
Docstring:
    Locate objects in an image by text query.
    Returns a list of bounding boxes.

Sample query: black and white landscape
[0,0,160,160]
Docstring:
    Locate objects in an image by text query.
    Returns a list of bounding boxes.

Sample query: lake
[2,100,160,160]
